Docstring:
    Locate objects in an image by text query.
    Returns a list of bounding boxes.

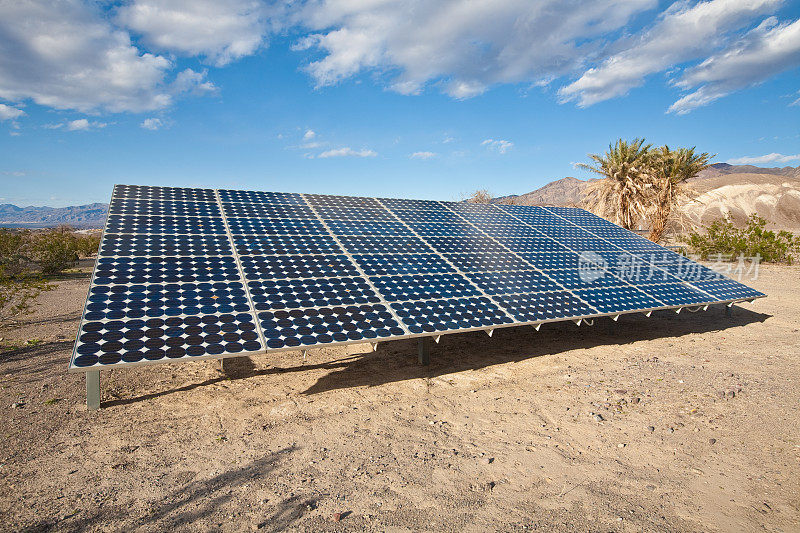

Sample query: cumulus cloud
[117,0,270,66]
[44,118,107,131]
[293,0,655,97]
[317,147,377,158]
[0,103,25,121]
[410,151,437,159]
[0,0,216,113]
[482,139,513,154]
[727,153,800,165]
[303,129,316,140]
[140,118,164,130]
[559,0,780,107]
[669,17,800,114]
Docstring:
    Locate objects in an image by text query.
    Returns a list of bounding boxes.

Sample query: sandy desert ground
[1,264,799,532]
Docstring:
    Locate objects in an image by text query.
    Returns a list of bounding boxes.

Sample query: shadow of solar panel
[71,185,766,377]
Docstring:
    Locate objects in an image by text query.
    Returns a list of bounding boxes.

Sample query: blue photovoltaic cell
[259,305,405,349]
[71,184,766,372]
[494,291,597,322]
[467,270,563,295]
[226,217,326,235]
[248,277,381,311]
[105,214,227,235]
[100,234,233,257]
[221,202,315,219]
[352,254,455,276]
[575,286,663,313]
[337,235,430,254]
[109,198,222,217]
[233,234,342,255]
[371,273,481,301]
[391,297,513,334]
[239,254,359,280]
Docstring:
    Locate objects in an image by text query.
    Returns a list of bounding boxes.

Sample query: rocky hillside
[0,203,108,229]
[499,164,800,230]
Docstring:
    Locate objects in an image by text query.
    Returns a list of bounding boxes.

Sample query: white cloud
[300,141,323,149]
[117,0,270,67]
[141,117,164,130]
[2,171,26,177]
[669,17,800,114]
[0,103,25,121]
[317,147,377,158]
[482,139,513,154]
[44,118,107,131]
[410,151,437,159]
[293,0,655,97]
[0,1,216,113]
[303,129,316,140]
[559,0,781,107]
[727,152,800,165]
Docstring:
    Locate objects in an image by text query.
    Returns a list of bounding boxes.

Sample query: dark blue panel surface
[114,184,216,202]
[248,277,380,311]
[499,237,569,253]
[259,305,404,348]
[218,189,305,205]
[444,252,532,272]
[338,235,431,254]
[371,273,480,301]
[639,283,715,306]
[105,214,227,235]
[221,202,314,219]
[305,194,382,208]
[407,222,479,236]
[391,297,513,334]
[425,236,507,253]
[94,256,241,285]
[353,254,455,276]
[84,282,251,320]
[494,291,597,322]
[467,270,563,295]
[475,224,546,238]
[391,209,464,223]
[233,234,342,255]
[690,279,765,300]
[538,268,628,290]
[100,233,233,257]
[575,286,663,313]
[226,217,326,235]
[326,220,413,236]
[314,206,395,220]
[379,198,447,211]
[109,198,222,217]
[73,313,261,367]
[240,255,359,280]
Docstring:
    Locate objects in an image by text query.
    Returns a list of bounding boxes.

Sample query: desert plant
[647,146,712,242]
[31,226,79,275]
[680,215,800,262]
[465,189,492,204]
[579,138,653,229]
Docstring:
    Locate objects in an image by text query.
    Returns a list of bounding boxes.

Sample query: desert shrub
[75,232,101,257]
[680,215,800,263]
[31,226,79,274]
[465,189,492,204]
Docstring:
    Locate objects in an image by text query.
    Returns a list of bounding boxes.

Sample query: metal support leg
[418,337,430,366]
[86,370,100,411]
[725,304,733,317]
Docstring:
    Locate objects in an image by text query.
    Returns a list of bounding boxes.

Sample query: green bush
[680,215,800,263]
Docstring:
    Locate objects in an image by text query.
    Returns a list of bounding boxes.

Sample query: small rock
[481,457,494,465]
[483,481,496,492]
[648,426,655,432]
[617,443,626,448]
[726,390,736,398]
[667,428,674,434]
[11,401,24,409]
[593,414,604,422]
[646,484,656,491]
[709,438,717,445]
[332,512,342,522]
[614,389,627,394]
[631,397,640,404]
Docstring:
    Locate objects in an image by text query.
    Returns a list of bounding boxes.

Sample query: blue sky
[1,0,799,207]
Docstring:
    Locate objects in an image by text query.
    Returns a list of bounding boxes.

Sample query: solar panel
[71,185,766,384]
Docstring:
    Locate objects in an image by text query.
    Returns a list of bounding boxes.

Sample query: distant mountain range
[0,203,108,228]
[2,163,799,230]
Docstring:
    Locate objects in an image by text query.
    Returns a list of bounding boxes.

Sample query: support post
[86,370,100,411]
[725,304,733,317]
[418,337,430,366]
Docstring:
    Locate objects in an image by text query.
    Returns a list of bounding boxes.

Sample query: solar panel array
[70,185,765,371]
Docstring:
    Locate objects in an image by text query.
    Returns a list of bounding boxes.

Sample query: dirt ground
[1,264,798,532]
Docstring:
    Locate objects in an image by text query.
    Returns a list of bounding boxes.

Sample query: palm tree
[578,138,653,230]
[647,146,713,242]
